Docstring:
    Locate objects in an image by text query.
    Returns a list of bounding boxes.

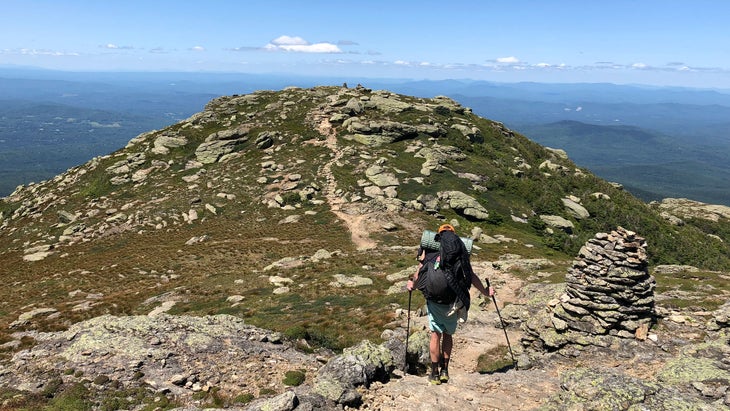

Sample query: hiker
[407,224,493,385]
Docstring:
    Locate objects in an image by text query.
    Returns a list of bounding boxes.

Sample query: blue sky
[2,0,729,89]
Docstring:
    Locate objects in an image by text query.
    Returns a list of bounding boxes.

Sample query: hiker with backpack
[407,224,494,385]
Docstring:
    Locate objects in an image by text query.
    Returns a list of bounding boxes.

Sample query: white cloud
[101,43,133,50]
[228,46,258,52]
[191,46,205,52]
[18,48,79,56]
[535,62,551,68]
[271,35,309,46]
[497,56,520,64]
[632,62,648,69]
[291,43,341,53]
[394,60,410,66]
[264,35,342,53]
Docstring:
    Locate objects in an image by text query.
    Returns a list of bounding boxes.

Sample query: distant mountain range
[513,121,730,205]
[0,68,728,205]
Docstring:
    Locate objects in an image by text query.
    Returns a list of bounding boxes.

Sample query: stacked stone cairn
[552,227,656,339]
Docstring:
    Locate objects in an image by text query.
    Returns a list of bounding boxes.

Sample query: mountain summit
[0,85,728,409]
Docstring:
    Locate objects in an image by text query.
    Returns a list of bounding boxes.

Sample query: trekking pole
[486,278,517,370]
[404,289,412,370]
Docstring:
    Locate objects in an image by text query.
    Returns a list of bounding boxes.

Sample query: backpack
[415,255,457,304]
[436,230,474,312]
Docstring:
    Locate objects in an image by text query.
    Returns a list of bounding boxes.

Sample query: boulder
[344,97,364,115]
[365,94,415,113]
[329,274,373,288]
[314,340,394,406]
[657,198,730,222]
[562,197,590,219]
[539,215,574,232]
[255,131,276,150]
[106,152,146,174]
[438,191,489,220]
[152,134,188,155]
[450,123,483,143]
[195,125,251,163]
[344,119,418,146]
[365,165,400,187]
[195,139,243,164]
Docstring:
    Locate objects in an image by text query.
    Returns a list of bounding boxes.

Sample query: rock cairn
[552,227,656,338]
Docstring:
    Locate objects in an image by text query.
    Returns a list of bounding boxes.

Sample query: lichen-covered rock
[365,94,415,113]
[329,274,373,287]
[1,314,320,405]
[656,198,730,222]
[365,164,400,187]
[313,340,394,406]
[549,367,659,410]
[195,125,251,163]
[561,197,590,219]
[438,190,489,220]
[658,332,730,386]
[450,123,483,143]
[343,97,364,115]
[708,301,730,330]
[195,139,243,163]
[539,215,574,232]
[106,152,146,175]
[153,134,188,155]
[344,119,418,146]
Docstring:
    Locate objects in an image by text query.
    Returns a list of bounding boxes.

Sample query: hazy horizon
[3,1,730,89]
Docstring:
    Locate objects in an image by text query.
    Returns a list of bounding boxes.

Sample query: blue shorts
[427,300,458,335]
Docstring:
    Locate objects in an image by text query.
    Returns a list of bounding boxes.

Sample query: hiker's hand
[406,280,414,291]
[487,286,495,297]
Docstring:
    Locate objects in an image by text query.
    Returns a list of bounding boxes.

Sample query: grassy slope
[0,86,728,356]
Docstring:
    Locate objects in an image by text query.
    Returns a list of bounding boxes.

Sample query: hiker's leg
[429,331,442,363]
[430,331,442,377]
[441,333,453,369]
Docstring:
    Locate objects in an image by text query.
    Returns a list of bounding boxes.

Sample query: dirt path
[311,107,378,251]
[362,264,561,410]
[307,102,562,409]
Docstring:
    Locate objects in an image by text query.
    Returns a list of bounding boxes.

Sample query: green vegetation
[283,370,307,386]
[233,392,255,404]
[78,171,114,199]
[477,345,516,373]
[0,380,179,411]
[0,86,728,406]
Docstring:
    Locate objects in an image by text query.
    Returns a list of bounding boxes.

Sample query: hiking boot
[439,368,449,383]
[428,373,442,385]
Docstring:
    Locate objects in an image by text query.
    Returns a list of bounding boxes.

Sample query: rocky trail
[361,263,557,411]
[310,99,378,251]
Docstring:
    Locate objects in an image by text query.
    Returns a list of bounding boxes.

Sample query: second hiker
[407,224,494,385]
